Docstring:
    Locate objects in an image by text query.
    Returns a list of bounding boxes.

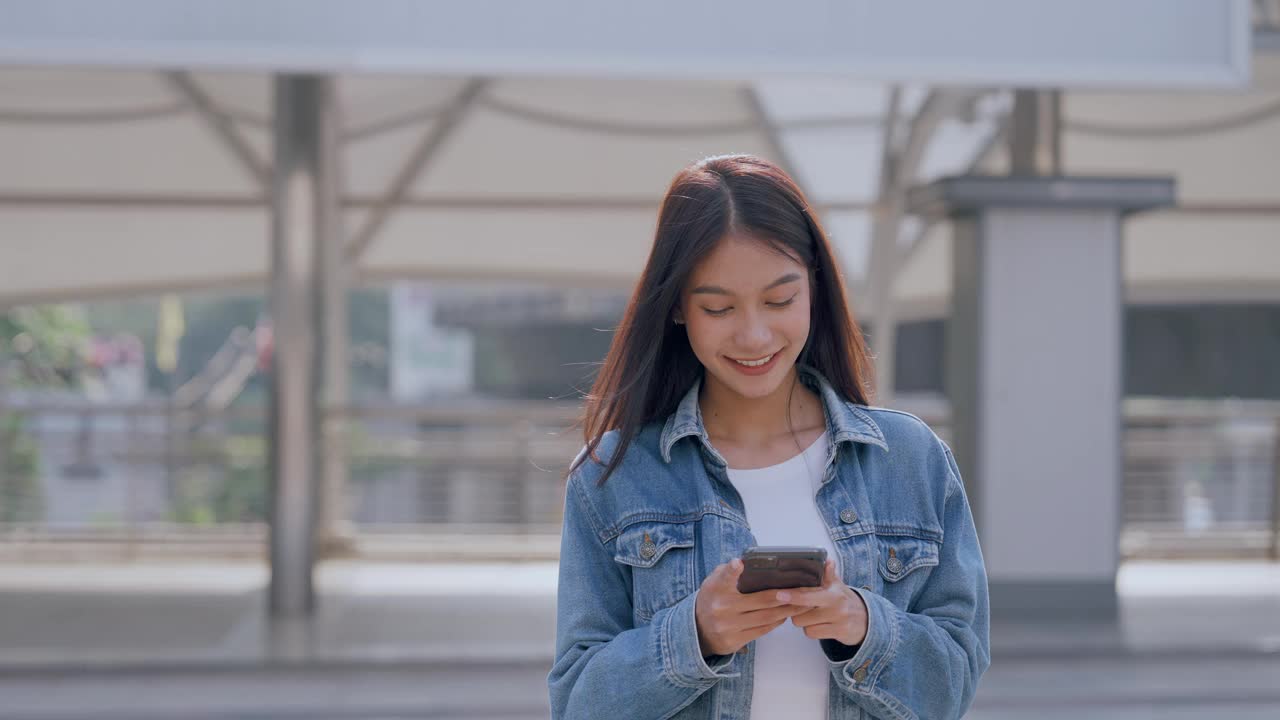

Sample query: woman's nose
[734,311,772,349]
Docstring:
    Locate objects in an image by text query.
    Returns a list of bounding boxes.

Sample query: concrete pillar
[316,86,353,557]
[268,75,339,616]
[909,176,1174,617]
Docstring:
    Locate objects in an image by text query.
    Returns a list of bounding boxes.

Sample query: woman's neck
[698,366,825,446]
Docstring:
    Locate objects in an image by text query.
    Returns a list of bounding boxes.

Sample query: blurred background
[0,1,1278,718]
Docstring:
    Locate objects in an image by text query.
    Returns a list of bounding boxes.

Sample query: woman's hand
[776,559,869,646]
[694,559,810,657]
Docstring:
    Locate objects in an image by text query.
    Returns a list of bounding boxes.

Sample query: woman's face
[678,234,812,401]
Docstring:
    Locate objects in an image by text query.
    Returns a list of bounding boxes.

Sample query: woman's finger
[775,585,835,607]
[733,603,806,631]
[743,617,789,643]
[822,559,840,587]
[731,586,802,611]
[799,621,845,640]
[789,604,840,628]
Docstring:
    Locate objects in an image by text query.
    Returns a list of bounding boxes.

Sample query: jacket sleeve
[548,470,739,719]
[824,445,991,720]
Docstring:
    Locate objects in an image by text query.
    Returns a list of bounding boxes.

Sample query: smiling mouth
[728,352,777,367]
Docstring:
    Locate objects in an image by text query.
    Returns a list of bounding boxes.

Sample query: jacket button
[852,660,871,683]
[839,509,857,524]
[639,542,657,560]
[886,547,904,575]
[860,585,872,591]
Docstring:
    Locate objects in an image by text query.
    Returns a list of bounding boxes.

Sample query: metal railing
[0,397,583,558]
[1,396,1277,560]
[908,396,1280,560]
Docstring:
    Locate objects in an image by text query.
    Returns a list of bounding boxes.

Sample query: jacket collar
[658,363,888,465]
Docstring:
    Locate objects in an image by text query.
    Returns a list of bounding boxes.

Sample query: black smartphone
[736,546,827,594]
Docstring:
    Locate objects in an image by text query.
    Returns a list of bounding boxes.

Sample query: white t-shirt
[725,431,838,720]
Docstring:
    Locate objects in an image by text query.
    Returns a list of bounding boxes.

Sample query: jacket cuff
[820,637,861,662]
[827,586,899,694]
[658,587,740,686]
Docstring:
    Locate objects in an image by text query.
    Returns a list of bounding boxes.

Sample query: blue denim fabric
[549,365,990,719]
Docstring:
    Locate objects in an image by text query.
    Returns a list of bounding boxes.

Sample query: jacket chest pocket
[613,520,697,623]
[875,534,940,609]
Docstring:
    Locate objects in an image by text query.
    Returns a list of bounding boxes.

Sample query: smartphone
[736,546,827,594]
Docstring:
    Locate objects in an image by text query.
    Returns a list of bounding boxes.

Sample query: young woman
[548,155,989,720]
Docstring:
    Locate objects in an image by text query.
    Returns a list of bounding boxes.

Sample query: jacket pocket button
[886,547,904,575]
[639,532,658,560]
[839,509,857,524]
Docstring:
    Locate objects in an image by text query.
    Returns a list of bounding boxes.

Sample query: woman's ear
[672,305,685,325]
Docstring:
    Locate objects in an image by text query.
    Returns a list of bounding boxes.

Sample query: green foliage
[2,304,91,389]
[0,414,43,523]
[347,421,402,481]
[0,304,90,524]
[83,288,391,400]
[167,434,268,524]
[213,459,268,523]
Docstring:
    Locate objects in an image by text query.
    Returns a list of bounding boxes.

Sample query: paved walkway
[0,560,1277,717]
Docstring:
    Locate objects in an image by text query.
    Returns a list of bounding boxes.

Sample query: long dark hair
[573,154,874,485]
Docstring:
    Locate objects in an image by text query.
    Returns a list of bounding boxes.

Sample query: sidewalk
[1,560,1278,669]
[0,561,557,668]
[1,560,1278,719]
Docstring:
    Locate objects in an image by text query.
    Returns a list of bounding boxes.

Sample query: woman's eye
[703,296,794,316]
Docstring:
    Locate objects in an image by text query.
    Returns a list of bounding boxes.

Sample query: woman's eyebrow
[690,272,801,296]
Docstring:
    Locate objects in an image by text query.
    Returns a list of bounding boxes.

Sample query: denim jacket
[549,365,990,719]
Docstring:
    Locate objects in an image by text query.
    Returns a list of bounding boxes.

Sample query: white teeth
[732,353,775,367]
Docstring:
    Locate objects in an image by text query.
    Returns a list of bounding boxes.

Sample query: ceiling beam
[163,71,270,189]
[741,84,805,189]
[345,78,488,263]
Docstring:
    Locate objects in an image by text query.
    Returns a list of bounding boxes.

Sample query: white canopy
[0,70,973,303]
[0,3,1276,319]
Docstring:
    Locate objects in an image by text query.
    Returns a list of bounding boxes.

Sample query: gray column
[316,88,353,556]
[909,176,1174,618]
[0,349,8,501]
[268,75,339,616]
[1008,90,1061,176]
